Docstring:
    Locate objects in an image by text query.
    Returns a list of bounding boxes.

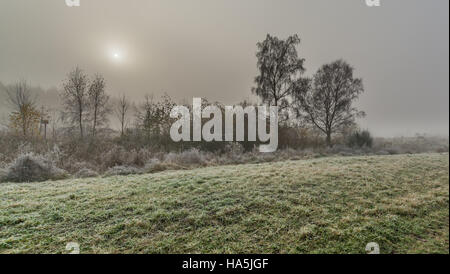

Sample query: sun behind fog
[112,51,122,61]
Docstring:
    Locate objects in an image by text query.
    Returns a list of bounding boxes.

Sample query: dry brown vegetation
[0,130,448,182]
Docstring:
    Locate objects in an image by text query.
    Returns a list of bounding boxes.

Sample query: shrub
[144,158,168,173]
[101,145,152,168]
[225,142,245,155]
[126,148,152,167]
[65,161,92,174]
[102,145,128,168]
[327,144,354,155]
[387,148,401,155]
[45,145,65,168]
[258,153,277,163]
[2,153,68,183]
[347,130,373,148]
[105,165,141,177]
[164,148,205,166]
[75,168,99,178]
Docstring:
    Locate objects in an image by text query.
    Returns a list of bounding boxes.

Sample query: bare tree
[4,80,39,137]
[135,93,175,141]
[293,60,365,147]
[252,34,305,110]
[88,74,110,137]
[61,67,88,138]
[115,94,130,137]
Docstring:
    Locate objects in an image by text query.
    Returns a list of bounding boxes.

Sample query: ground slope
[0,153,448,254]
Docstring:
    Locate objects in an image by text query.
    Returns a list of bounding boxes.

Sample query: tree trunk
[326,132,332,147]
[92,107,98,137]
[22,116,27,137]
[79,111,83,139]
[120,117,124,137]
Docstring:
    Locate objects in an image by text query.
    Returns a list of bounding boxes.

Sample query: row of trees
[61,68,110,138]
[60,69,178,146]
[3,33,366,148]
[253,34,365,147]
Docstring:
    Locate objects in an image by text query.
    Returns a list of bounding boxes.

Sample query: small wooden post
[41,119,49,140]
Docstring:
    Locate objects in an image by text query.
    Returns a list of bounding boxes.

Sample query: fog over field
[0,0,448,137]
[0,1,449,257]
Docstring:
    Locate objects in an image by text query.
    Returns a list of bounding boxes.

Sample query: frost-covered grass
[0,153,448,254]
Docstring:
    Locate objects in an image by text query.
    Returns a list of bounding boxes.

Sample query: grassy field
[0,153,448,254]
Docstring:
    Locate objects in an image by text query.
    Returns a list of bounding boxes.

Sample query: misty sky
[0,0,448,137]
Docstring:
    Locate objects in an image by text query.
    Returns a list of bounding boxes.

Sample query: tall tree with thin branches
[252,34,305,110]
[114,94,130,137]
[88,74,110,137]
[293,60,365,147]
[61,67,88,138]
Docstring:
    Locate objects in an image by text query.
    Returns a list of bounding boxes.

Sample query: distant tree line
[1,33,366,150]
